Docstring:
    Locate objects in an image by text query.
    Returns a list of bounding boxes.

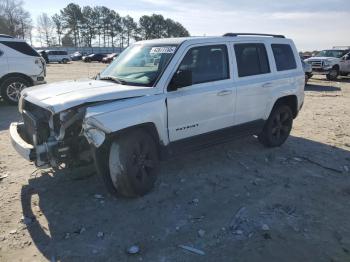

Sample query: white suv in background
[0,35,46,104]
[46,50,71,64]
[10,33,304,197]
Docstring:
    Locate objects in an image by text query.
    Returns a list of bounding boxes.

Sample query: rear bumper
[9,122,35,161]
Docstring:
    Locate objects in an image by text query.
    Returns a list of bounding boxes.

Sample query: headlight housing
[323,60,332,67]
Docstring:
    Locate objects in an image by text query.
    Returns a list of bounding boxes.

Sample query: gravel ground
[0,62,350,262]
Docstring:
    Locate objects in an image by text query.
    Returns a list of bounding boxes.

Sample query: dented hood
[22,79,156,113]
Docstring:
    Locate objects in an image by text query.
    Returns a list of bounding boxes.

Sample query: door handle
[217,90,232,96]
[262,82,273,88]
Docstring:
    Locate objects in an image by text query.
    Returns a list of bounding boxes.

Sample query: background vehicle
[339,52,350,76]
[102,53,118,63]
[46,50,71,64]
[301,59,312,85]
[37,50,49,63]
[0,36,46,104]
[82,53,107,62]
[304,47,350,80]
[70,51,83,61]
[10,33,304,197]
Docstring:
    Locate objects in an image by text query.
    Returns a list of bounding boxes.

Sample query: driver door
[340,53,350,72]
[166,44,236,142]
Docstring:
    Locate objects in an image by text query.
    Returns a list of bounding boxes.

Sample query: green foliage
[51,2,190,48]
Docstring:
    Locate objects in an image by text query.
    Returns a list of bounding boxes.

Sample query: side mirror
[168,69,192,91]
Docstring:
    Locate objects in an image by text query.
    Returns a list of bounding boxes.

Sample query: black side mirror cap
[168,69,192,91]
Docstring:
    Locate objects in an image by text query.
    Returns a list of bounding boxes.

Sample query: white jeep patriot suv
[10,33,304,197]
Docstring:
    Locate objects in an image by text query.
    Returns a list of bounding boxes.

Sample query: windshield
[100,44,178,87]
[315,50,348,58]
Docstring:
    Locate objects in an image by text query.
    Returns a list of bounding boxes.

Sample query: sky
[23,0,350,51]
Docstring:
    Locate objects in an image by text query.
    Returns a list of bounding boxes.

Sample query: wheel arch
[107,122,161,147]
[270,95,298,119]
[333,64,340,71]
[0,73,34,90]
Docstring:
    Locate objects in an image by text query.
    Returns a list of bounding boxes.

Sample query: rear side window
[271,44,297,71]
[234,43,270,77]
[0,41,39,57]
[178,44,229,84]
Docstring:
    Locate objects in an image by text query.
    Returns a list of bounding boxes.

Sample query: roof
[0,36,26,42]
[137,34,291,46]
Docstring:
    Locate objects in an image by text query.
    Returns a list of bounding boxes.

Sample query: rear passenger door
[233,42,273,124]
[167,44,235,141]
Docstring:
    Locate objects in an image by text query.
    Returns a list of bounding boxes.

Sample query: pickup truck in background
[304,47,350,80]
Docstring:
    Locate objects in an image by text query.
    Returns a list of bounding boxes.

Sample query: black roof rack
[0,34,14,38]
[223,33,285,38]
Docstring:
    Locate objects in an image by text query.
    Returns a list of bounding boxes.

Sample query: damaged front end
[11,99,103,169]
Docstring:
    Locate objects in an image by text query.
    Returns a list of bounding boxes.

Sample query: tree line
[0,0,190,48]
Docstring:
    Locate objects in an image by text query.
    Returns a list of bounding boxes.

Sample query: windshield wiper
[99,75,127,85]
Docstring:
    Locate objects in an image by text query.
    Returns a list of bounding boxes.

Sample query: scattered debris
[180,178,186,183]
[191,198,199,204]
[92,249,98,254]
[198,229,206,237]
[230,206,247,230]
[97,231,104,238]
[239,161,249,170]
[235,230,244,235]
[94,194,104,199]
[64,233,70,239]
[262,224,270,231]
[344,166,349,172]
[0,174,8,181]
[293,157,303,162]
[175,226,180,231]
[179,245,205,256]
[79,227,86,234]
[126,245,140,255]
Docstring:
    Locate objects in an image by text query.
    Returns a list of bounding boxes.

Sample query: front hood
[22,79,156,114]
[305,57,339,62]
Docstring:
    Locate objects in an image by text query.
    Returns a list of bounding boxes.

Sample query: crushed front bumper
[9,122,35,161]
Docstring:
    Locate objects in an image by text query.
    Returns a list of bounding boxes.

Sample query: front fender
[83,95,168,147]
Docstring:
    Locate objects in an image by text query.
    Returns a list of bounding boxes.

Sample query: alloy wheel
[6,82,26,102]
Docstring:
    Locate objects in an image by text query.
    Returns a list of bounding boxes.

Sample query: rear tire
[1,77,30,105]
[102,129,159,197]
[62,58,68,64]
[258,105,293,147]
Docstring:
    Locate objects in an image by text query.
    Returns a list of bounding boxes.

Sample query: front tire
[326,68,339,80]
[103,129,159,197]
[258,105,293,147]
[1,77,30,105]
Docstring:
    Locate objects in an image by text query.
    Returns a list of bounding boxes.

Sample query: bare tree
[52,14,63,46]
[0,0,32,39]
[37,13,54,46]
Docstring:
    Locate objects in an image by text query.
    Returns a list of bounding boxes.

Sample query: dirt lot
[1,62,350,262]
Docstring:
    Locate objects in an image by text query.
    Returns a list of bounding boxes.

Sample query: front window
[100,44,178,87]
[315,50,348,58]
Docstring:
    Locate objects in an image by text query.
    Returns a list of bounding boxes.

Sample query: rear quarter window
[0,41,39,57]
[271,44,297,71]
